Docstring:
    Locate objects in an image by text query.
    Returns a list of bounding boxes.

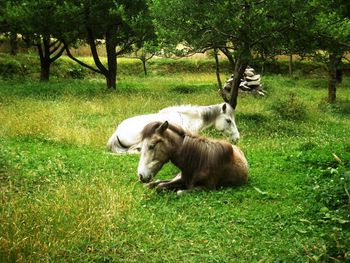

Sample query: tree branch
[218,88,230,103]
[116,38,137,56]
[50,42,63,55]
[86,26,108,75]
[49,39,60,48]
[50,45,65,63]
[64,45,103,74]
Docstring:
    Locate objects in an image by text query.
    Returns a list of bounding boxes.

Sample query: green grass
[0,73,350,262]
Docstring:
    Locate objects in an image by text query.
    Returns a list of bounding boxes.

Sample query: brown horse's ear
[157,121,169,134]
[222,103,227,113]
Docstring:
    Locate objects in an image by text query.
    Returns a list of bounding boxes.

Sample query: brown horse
[137,121,248,194]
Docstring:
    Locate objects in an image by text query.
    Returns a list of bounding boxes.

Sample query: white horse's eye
[226,119,232,124]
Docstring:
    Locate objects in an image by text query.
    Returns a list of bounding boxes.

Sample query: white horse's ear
[222,103,227,113]
[157,121,169,134]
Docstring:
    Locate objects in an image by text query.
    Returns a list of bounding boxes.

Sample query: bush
[0,60,26,77]
[296,144,350,261]
[271,92,308,120]
[68,67,86,79]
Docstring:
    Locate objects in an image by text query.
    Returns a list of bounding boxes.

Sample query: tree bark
[327,52,342,104]
[142,59,147,76]
[10,32,18,56]
[40,60,50,81]
[213,48,222,89]
[229,51,249,109]
[288,52,293,77]
[105,31,117,90]
[38,36,51,81]
[36,36,65,81]
[219,47,235,72]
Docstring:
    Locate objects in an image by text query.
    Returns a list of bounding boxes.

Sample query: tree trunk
[37,37,51,81]
[105,58,117,90]
[10,32,18,56]
[105,31,117,90]
[288,52,293,77]
[40,60,50,81]
[213,48,222,88]
[327,53,342,104]
[219,47,235,72]
[142,59,147,76]
[106,73,116,90]
[336,69,343,84]
[229,51,249,109]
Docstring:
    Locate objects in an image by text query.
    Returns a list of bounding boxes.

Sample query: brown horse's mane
[141,121,185,140]
[176,135,233,173]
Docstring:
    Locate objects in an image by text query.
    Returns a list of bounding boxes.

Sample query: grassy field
[0,71,350,262]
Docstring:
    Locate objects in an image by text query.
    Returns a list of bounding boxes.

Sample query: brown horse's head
[137,121,185,183]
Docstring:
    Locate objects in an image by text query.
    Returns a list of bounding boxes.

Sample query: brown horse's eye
[148,144,155,150]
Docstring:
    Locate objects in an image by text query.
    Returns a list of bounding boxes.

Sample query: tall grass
[0,73,350,262]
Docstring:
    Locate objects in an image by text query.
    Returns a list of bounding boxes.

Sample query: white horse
[107,103,240,154]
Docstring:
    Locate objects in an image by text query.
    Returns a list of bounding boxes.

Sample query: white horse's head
[214,103,240,143]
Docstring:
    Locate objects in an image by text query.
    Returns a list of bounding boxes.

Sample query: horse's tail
[106,132,129,153]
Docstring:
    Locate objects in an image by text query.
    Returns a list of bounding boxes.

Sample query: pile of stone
[223,67,267,96]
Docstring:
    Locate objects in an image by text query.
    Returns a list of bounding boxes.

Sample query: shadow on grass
[318,99,350,116]
[238,112,269,124]
[0,78,216,103]
[170,84,213,94]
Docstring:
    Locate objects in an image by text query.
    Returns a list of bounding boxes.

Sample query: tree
[309,0,350,103]
[278,0,350,103]
[4,0,70,80]
[64,0,155,90]
[151,0,298,109]
[129,41,158,76]
[0,0,19,55]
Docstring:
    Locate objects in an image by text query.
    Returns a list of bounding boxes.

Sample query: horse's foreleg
[176,186,206,196]
[147,173,182,188]
[156,173,184,192]
[146,179,169,189]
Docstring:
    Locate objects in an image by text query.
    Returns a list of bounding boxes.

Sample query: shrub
[0,60,26,77]
[68,67,86,79]
[271,92,308,120]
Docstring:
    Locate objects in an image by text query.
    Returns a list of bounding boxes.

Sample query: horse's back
[207,142,248,187]
[227,145,249,185]
[159,105,195,114]
[182,137,248,188]
[108,112,183,151]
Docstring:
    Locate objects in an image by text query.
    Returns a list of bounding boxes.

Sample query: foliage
[151,0,309,107]
[270,92,308,121]
[295,142,350,261]
[61,0,156,89]
[0,60,26,78]
[290,0,350,103]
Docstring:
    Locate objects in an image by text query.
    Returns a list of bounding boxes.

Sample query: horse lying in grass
[107,103,240,154]
[137,121,249,195]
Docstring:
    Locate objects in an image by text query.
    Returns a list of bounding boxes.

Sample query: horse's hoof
[176,189,187,196]
[155,183,166,192]
[146,180,162,189]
